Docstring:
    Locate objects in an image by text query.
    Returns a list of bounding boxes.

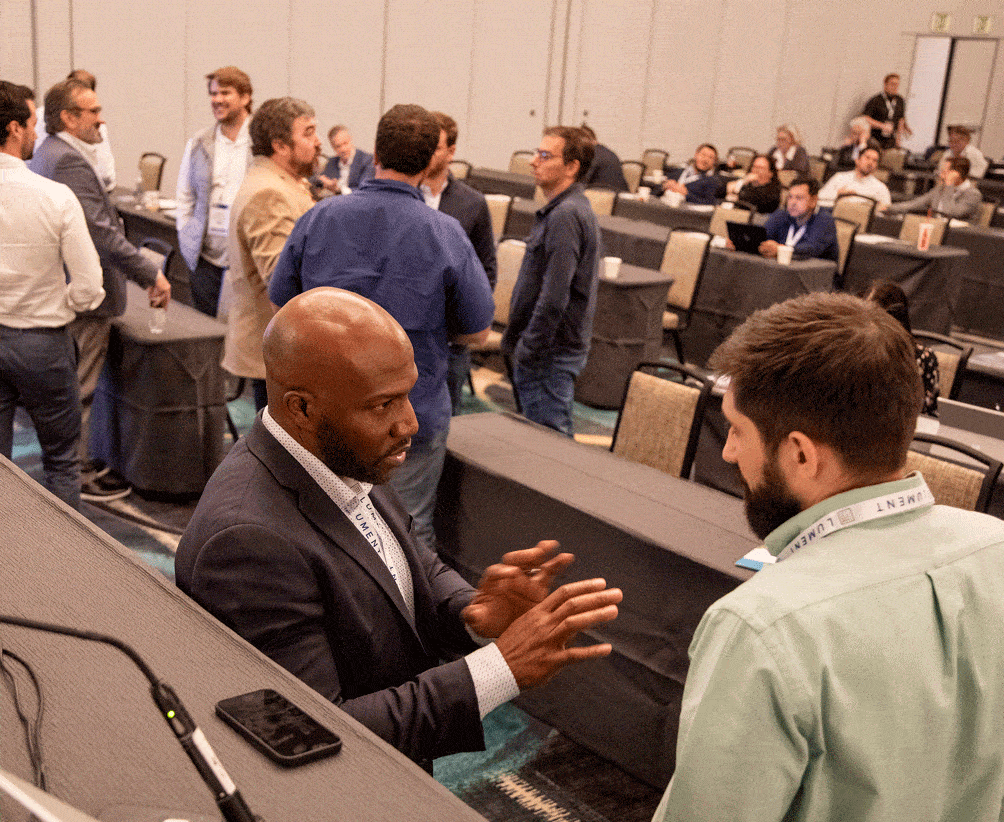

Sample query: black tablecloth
[684,249,836,367]
[575,264,674,408]
[0,455,483,822]
[91,281,228,494]
[843,238,968,334]
[466,167,537,200]
[435,412,756,787]
[612,197,715,231]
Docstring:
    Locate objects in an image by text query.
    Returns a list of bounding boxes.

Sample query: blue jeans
[512,350,588,438]
[0,325,82,509]
[387,425,448,551]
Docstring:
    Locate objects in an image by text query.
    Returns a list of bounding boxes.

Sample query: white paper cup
[651,170,665,183]
[638,186,651,201]
[776,244,794,265]
[603,256,622,279]
[141,190,160,211]
[917,222,933,251]
[665,190,684,208]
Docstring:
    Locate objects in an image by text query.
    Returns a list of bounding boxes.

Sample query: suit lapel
[245,418,421,634]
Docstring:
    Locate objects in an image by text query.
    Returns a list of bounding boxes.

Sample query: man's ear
[282,390,315,430]
[779,430,823,483]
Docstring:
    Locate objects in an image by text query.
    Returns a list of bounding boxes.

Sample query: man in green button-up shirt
[655,292,1004,822]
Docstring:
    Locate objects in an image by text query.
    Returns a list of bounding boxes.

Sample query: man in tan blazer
[222,97,320,409]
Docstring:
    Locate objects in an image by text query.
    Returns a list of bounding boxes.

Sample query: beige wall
[2,0,1000,191]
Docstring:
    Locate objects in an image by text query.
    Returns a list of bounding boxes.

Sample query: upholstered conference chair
[620,161,645,194]
[975,199,998,228]
[583,188,617,216]
[611,361,713,479]
[661,229,712,365]
[470,239,525,360]
[832,217,859,290]
[899,213,948,246]
[484,194,512,243]
[833,193,878,234]
[641,149,669,176]
[509,151,535,176]
[906,433,1002,513]
[726,147,756,173]
[448,159,472,180]
[138,152,167,192]
[709,202,753,239]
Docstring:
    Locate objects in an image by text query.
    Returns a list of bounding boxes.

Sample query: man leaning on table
[757,176,838,262]
[817,142,891,209]
[653,291,1004,822]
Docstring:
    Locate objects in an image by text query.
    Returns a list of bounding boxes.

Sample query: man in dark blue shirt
[760,176,839,262]
[269,104,493,549]
[501,126,600,437]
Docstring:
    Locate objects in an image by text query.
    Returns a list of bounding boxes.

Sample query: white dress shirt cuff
[465,643,520,719]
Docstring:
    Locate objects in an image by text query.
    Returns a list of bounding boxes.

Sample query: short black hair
[0,81,34,140]
[374,104,440,175]
[789,175,820,196]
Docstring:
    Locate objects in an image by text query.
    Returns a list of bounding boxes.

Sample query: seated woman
[863,280,940,416]
[766,124,810,175]
[725,153,781,213]
[880,156,981,221]
[660,143,723,205]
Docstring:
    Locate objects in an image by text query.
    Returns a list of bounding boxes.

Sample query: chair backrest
[832,193,877,233]
[484,194,513,243]
[509,151,535,176]
[708,203,752,238]
[493,239,526,326]
[808,156,829,185]
[777,168,798,188]
[872,167,891,183]
[899,213,948,246]
[976,198,998,228]
[641,149,669,175]
[928,148,946,169]
[584,188,617,216]
[832,217,859,287]
[448,159,472,180]
[138,152,167,192]
[906,432,1002,512]
[880,147,907,172]
[726,147,756,173]
[620,160,645,193]
[912,330,973,401]
[611,362,712,479]
[662,229,712,313]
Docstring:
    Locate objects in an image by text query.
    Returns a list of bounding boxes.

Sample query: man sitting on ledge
[654,292,1004,821]
[176,287,621,768]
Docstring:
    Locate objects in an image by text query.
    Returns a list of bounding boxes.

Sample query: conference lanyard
[344,494,410,611]
[785,224,807,247]
[884,94,895,120]
[775,478,934,562]
[678,166,701,186]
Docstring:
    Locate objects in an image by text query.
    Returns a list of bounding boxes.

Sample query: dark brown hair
[543,126,595,181]
[249,97,314,157]
[429,111,458,148]
[0,81,34,138]
[709,292,922,475]
[374,104,440,175]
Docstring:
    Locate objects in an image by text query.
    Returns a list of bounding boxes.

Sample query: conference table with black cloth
[612,196,717,231]
[435,412,757,788]
[842,234,968,335]
[466,167,537,200]
[114,190,195,308]
[90,281,228,495]
[0,455,484,822]
[871,214,1004,340]
[575,264,674,408]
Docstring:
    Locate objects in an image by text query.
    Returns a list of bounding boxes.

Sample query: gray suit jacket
[30,135,158,317]
[175,416,484,764]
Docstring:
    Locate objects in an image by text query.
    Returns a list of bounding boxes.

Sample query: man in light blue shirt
[655,292,1004,822]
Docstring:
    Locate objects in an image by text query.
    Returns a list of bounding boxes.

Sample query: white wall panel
[2,0,38,87]
[289,0,384,156]
[33,0,72,90]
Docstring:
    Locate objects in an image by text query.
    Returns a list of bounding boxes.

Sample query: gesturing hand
[494,578,622,690]
[463,540,574,639]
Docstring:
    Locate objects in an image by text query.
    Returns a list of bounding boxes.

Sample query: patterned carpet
[10,364,664,822]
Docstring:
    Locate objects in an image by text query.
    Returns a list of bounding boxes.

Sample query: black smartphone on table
[215,688,342,767]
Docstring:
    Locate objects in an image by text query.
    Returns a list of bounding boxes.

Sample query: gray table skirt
[467,167,537,200]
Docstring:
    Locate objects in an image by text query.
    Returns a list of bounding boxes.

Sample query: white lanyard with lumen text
[785,223,807,247]
[775,478,934,562]
[345,494,404,594]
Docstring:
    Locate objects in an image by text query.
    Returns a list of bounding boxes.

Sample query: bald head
[264,288,419,483]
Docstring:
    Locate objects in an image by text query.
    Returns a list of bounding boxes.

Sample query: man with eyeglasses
[31,78,171,502]
[500,126,600,437]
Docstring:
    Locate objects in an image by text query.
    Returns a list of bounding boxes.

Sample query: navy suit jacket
[175,416,484,764]
[438,175,497,289]
[29,135,158,317]
[321,149,375,190]
[663,165,723,205]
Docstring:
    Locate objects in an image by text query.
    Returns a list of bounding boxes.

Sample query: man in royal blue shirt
[760,176,839,262]
[269,104,493,549]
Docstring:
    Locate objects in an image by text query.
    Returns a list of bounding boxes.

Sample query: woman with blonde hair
[767,123,810,174]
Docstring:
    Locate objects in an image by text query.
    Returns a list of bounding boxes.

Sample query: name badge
[208,204,230,238]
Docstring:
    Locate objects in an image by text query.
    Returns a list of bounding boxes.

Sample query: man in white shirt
[175,66,253,316]
[176,287,622,768]
[941,125,989,179]
[817,143,891,208]
[0,81,105,510]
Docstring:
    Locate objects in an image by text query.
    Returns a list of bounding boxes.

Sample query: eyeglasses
[533,149,557,161]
